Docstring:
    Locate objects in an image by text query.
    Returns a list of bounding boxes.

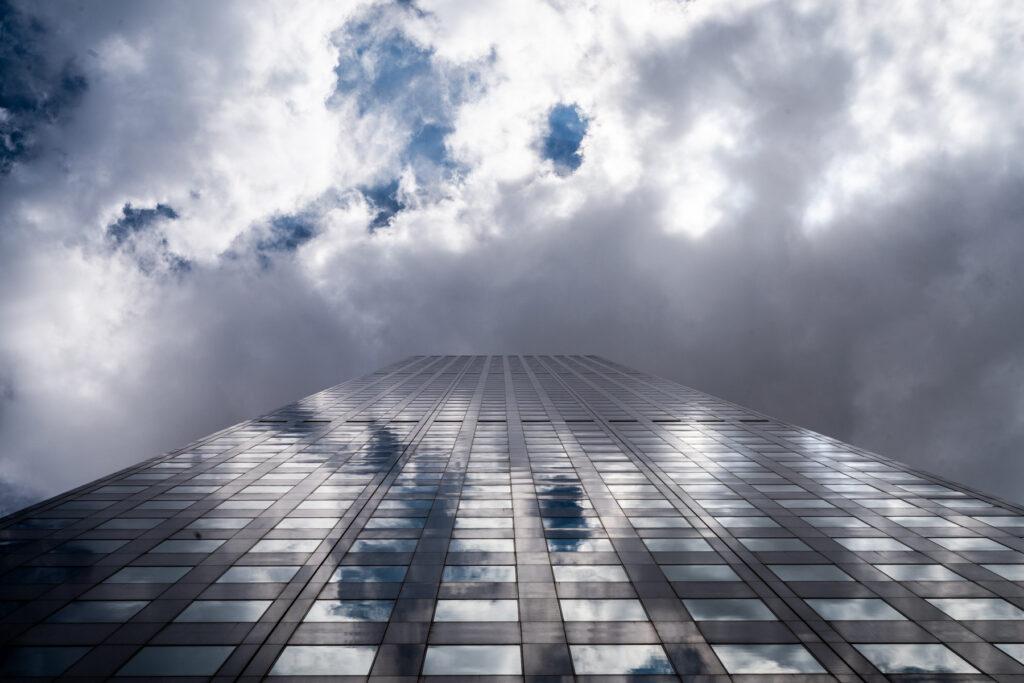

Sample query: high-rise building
[2,355,1024,679]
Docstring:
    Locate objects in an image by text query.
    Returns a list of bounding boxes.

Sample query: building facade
[2,354,1024,680]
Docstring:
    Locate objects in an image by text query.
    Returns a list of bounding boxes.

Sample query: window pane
[855,644,978,674]
[873,564,964,581]
[0,647,89,676]
[422,645,521,675]
[560,599,647,621]
[712,644,825,674]
[442,565,516,582]
[684,599,776,621]
[926,598,1024,620]
[269,646,376,676]
[570,645,673,675]
[174,600,271,622]
[769,565,853,582]
[434,599,518,621]
[662,565,740,581]
[118,646,235,677]
[805,598,906,621]
[305,600,394,622]
[217,566,299,583]
[106,567,190,583]
[48,601,148,623]
[553,565,628,582]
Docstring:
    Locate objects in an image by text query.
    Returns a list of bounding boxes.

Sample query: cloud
[0,0,88,174]
[2,0,1024,512]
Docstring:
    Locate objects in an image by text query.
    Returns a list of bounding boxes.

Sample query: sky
[2,0,1024,513]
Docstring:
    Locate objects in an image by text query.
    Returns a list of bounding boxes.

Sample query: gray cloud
[2,0,1024,511]
[0,0,88,174]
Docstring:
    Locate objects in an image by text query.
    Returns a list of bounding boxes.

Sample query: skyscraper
[2,355,1024,679]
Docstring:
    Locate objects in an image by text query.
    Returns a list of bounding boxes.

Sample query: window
[854,644,978,674]
[712,644,825,674]
[270,646,376,676]
[434,599,518,621]
[684,598,776,621]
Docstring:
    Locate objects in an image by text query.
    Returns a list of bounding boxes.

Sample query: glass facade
[1,354,1024,679]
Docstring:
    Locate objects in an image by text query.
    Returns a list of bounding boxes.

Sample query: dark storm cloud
[0,0,87,175]
[2,0,1024,515]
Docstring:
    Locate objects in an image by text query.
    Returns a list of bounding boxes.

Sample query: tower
[2,355,1023,678]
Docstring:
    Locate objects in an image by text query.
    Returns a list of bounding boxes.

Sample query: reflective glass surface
[106,567,190,583]
[874,564,965,581]
[217,566,299,583]
[552,565,628,582]
[932,537,1010,551]
[117,646,235,677]
[684,598,777,621]
[48,601,148,623]
[835,537,912,552]
[927,598,1024,620]
[422,645,522,675]
[270,645,376,676]
[712,644,825,674]
[442,565,516,582]
[305,600,394,622]
[3,354,1023,680]
[560,599,648,621]
[188,517,252,529]
[0,647,89,676]
[330,565,408,582]
[250,539,321,553]
[739,538,811,552]
[769,564,853,581]
[570,644,674,675]
[805,598,906,621]
[548,538,615,552]
[984,564,1024,580]
[149,539,224,553]
[854,644,979,674]
[174,600,271,622]
[434,599,518,621]
[662,564,741,581]
[98,517,163,529]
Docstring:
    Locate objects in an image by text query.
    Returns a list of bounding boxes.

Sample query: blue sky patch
[331,21,461,172]
[106,203,178,244]
[248,213,320,269]
[362,179,404,231]
[105,203,189,275]
[406,122,453,167]
[332,24,438,120]
[542,103,588,174]
[259,214,318,253]
[330,5,488,211]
